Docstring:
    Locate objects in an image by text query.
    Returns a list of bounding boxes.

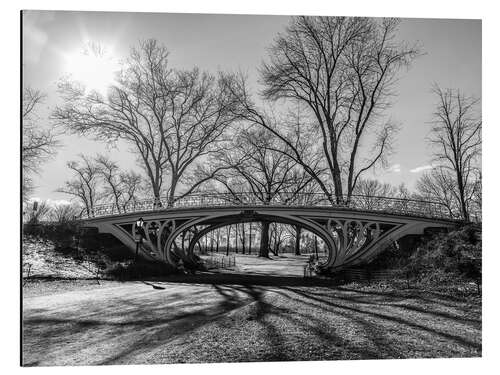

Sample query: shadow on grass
[23,287,255,366]
[23,275,481,366]
[280,287,481,350]
[142,281,166,290]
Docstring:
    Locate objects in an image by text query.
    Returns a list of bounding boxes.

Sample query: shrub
[404,224,481,289]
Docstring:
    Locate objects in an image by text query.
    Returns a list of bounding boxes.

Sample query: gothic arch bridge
[80,193,459,272]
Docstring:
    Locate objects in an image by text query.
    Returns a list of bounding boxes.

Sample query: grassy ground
[22,278,481,366]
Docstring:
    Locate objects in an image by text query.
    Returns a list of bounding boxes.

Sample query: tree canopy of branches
[24,200,52,224]
[58,154,144,214]
[354,178,396,197]
[216,127,320,203]
[22,87,59,201]
[49,203,81,223]
[57,155,102,214]
[225,17,419,204]
[353,178,396,209]
[53,39,239,205]
[417,167,459,218]
[420,86,481,221]
[95,155,143,213]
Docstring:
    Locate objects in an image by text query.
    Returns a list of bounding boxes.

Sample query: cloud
[27,197,72,207]
[48,199,72,207]
[387,164,401,173]
[410,165,434,173]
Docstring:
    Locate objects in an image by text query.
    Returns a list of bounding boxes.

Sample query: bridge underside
[82,206,456,272]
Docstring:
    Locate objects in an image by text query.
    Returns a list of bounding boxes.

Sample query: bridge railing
[81,192,456,221]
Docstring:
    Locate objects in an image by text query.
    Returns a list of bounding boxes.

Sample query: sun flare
[63,42,119,94]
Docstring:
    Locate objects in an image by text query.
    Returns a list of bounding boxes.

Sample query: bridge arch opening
[163,212,337,275]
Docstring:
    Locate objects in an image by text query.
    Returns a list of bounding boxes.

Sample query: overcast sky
[22,10,481,202]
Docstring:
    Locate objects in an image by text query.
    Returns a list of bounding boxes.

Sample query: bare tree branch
[251,16,419,201]
[22,87,59,201]
[427,85,482,220]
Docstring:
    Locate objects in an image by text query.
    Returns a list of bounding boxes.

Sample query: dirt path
[22,280,481,366]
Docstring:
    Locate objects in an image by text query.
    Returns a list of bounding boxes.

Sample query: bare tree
[95,155,123,212]
[353,178,396,209]
[470,170,482,221]
[208,127,321,257]
[24,200,52,224]
[119,171,144,211]
[57,155,102,214]
[417,167,460,218]
[269,223,288,256]
[354,178,395,197]
[226,17,418,203]
[50,203,81,223]
[53,41,170,199]
[428,86,482,221]
[22,87,58,201]
[53,39,238,204]
[159,68,239,205]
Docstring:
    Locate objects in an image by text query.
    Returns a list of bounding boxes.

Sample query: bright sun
[64,42,119,94]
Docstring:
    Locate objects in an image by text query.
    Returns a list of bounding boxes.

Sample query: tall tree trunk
[456,170,469,221]
[272,224,279,256]
[259,221,270,258]
[167,177,178,207]
[235,223,239,253]
[226,225,231,256]
[151,180,161,204]
[333,159,344,203]
[241,223,246,254]
[111,186,121,214]
[294,225,302,256]
[216,228,220,253]
[248,223,252,255]
[314,235,318,260]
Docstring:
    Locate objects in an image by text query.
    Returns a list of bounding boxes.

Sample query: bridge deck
[81,193,459,222]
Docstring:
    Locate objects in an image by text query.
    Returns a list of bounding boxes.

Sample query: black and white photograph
[11,1,495,372]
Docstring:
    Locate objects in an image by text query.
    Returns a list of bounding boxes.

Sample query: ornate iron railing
[80,192,458,221]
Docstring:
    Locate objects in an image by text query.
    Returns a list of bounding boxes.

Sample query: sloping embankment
[22,236,105,279]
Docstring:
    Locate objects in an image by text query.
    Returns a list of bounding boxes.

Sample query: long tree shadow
[243,285,480,359]
[96,287,260,365]
[171,282,480,360]
[23,285,260,366]
[222,284,293,361]
[277,287,481,351]
[23,279,481,365]
[333,285,480,305]
[218,284,400,360]
[299,288,481,325]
